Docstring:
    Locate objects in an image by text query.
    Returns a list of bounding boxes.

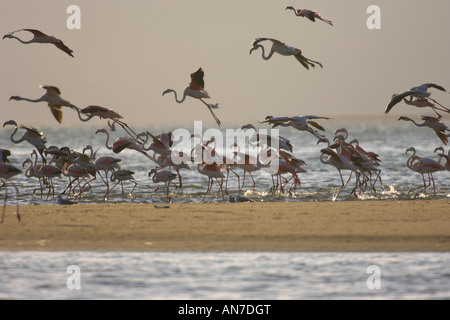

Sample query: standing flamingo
[109,169,137,198]
[405,147,445,196]
[249,38,323,70]
[285,7,333,26]
[8,85,78,124]
[149,168,178,202]
[0,162,22,223]
[197,162,226,200]
[162,68,221,126]
[398,116,449,145]
[434,147,450,171]
[3,28,74,57]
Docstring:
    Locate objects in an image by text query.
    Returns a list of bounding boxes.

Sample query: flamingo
[261,115,329,139]
[285,7,333,26]
[0,162,22,223]
[3,120,48,172]
[0,149,11,164]
[249,38,323,70]
[22,150,62,199]
[149,168,178,202]
[73,105,142,143]
[8,85,78,124]
[434,147,450,171]
[398,115,449,145]
[152,152,191,193]
[197,163,226,199]
[85,146,122,199]
[405,147,445,196]
[109,169,137,198]
[162,68,221,126]
[95,129,155,162]
[385,83,449,115]
[241,123,293,152]
[3,28,74,57]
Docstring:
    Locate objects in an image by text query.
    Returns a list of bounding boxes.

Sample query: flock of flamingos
[1,6,450,222]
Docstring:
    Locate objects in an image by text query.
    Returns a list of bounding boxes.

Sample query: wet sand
[0,200,449,252]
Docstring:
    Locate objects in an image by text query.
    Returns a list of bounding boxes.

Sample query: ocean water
[0,251,449,300]
[1,119,449,300]
[1,117,449,205]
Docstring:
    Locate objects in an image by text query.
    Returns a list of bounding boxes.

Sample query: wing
[48,104,63,124]
[307,120,326,132]
[190,68,205,90]
[421,83,446,92]
[12,28,48,37]
[420,115,440,122]
[41,85,61,96]
[435,130,448,145]
[53,40,74,57]
[261,116,294,124]
[252,37,285,47]
[385,91,412,114]
[320,148,343,164]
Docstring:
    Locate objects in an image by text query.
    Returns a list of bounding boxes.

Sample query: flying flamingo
[0,162,22,223]
[8,85,78,124]
[149,168,178,202]
[72,105,143,143]
[285,7,333,26]
[162,68,221,126]
[241,123,293,152]
[405,147,445,196]
[95,129,155,162]
[249,38,323,70]
[385,83,449,116]
[398,115,449,145]
[3,28,74,57]
[261,115,330,139]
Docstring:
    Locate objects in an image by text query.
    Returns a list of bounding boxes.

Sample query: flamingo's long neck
[166,89,187,103]
[10,35,34,44]
[256,45,274,60]
[8,126,24,145]
[13,96,43,103]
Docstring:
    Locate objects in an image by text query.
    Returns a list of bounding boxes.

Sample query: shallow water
[0,251,449,300]
[1,118,449,205]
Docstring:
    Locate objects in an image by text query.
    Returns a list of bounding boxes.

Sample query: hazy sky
[2,0,450,128]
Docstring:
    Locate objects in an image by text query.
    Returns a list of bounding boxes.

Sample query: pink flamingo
[398,115,449,145]
[250,38,323,70]
[109,169,137,198]
[95,129,155,162]
[197,163,226,200]
[8,85,78,124]
[149,168,178,202]
[73,105,142,143]
[406,147,445,196]
[285,7,333,26]
[0,162,22,223]
[163,68,221,126]
[3,28,74,57]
